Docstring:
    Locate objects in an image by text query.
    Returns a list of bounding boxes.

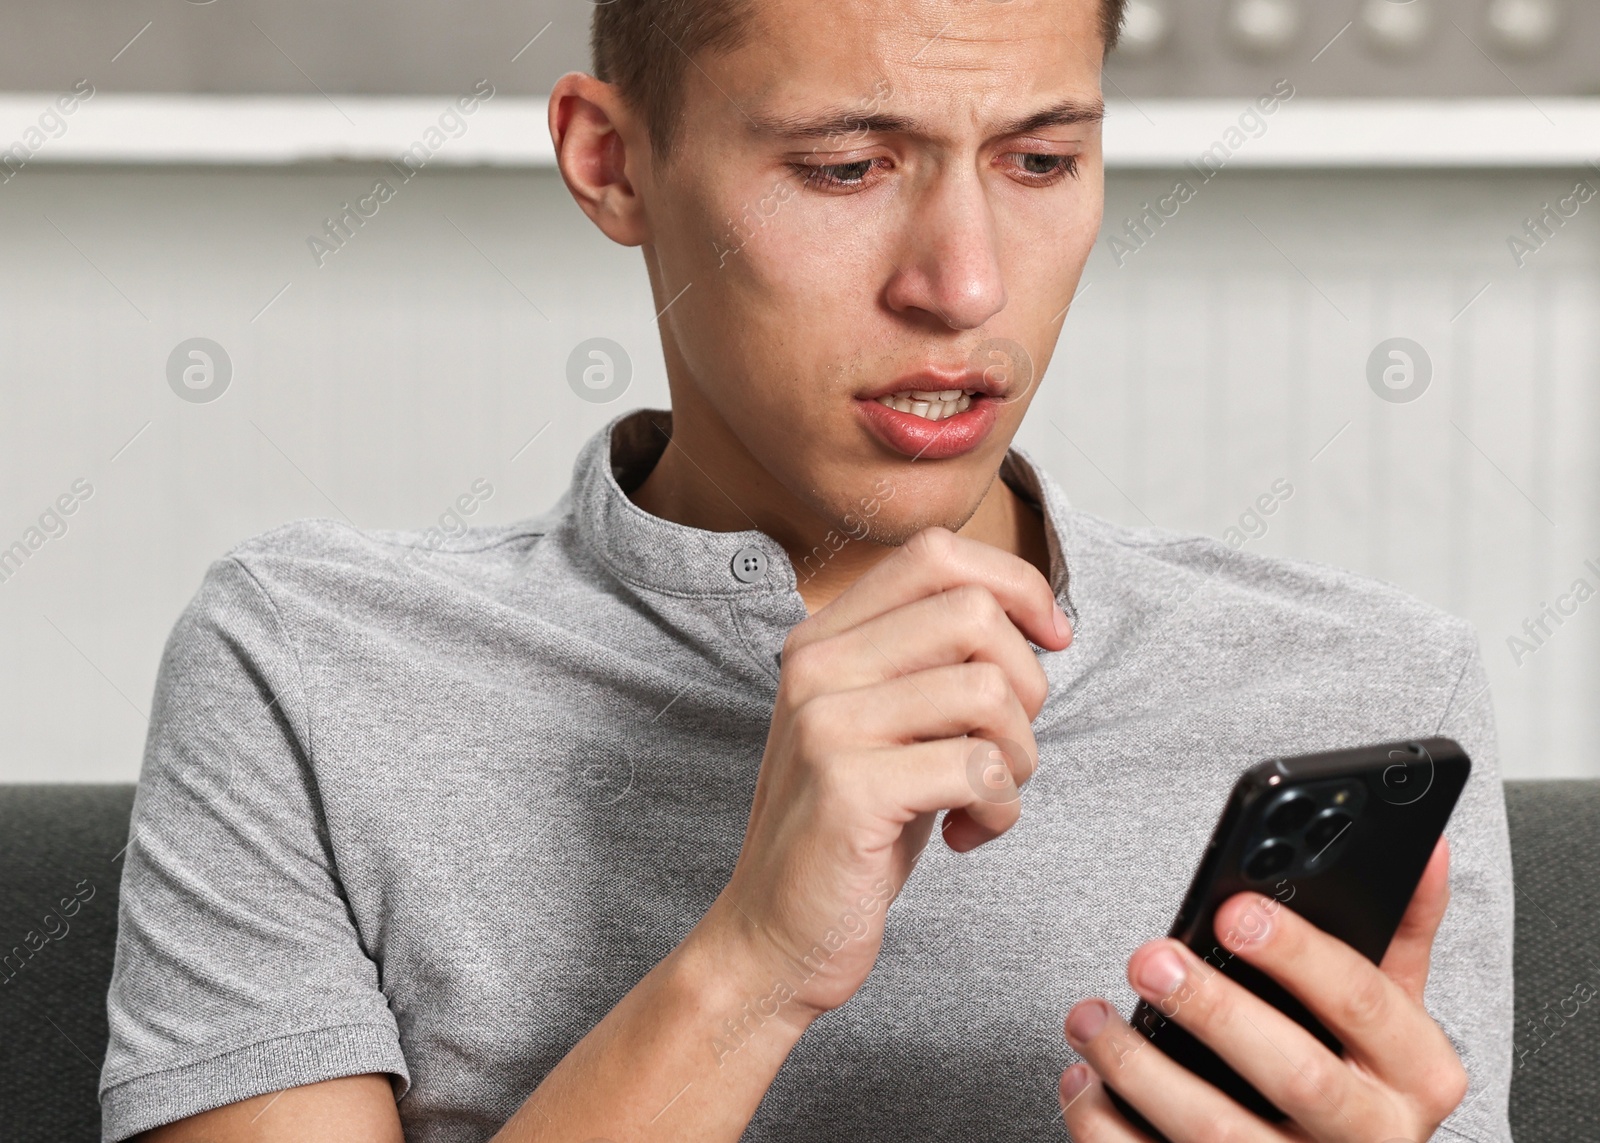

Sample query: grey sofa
[2,781,1596,1141]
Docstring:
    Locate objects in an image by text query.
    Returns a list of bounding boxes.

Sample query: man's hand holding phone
[1058,836,1469,1143]
[697,526,1073,1023]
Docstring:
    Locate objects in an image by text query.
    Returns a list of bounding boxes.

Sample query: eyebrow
[746,98,1105,144]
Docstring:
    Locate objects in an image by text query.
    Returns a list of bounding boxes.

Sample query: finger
[780,581,1051,717]
[1379,835,1451,1001]
[808,661,1038,854]
[806,662,1038,782]
[1212,890,1466,1104]
[1062,997,1280,1143]
[1058,1062,1160,1143]
[1125,938,1386,1139]
[791,526,1071,655]
[855,737,1023,847]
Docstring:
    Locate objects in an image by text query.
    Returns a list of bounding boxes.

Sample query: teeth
[874,389,978,421]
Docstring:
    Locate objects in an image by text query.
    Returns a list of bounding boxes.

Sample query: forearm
[491,902,811,1142]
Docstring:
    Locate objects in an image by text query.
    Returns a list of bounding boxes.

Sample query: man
[100,0,1514,1139]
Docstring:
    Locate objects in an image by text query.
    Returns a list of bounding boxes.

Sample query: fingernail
[1060,1062,1091,1104]
[1135,946,1187,998]
[1066,999,1110,1045]
[1053,605,1072,643]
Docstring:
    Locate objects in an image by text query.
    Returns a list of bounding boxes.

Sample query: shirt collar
[572,407,1075,617]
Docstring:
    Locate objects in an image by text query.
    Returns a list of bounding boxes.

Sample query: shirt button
[730,545,769,584]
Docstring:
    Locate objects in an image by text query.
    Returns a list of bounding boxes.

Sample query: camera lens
[1243,839,1295,880]
[1304,809,1355,856]
[1264,793,1316,835]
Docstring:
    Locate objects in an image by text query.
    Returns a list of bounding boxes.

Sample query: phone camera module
[1263,792,1317,835]
[1304,809,1356,860]
[1242,838,1295,880]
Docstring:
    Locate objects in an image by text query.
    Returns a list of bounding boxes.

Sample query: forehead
[709,0,1106,129]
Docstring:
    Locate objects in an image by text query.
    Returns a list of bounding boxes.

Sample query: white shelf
[2,94,1597,169]
[1103,97,1600,169]
[0,94,556,167]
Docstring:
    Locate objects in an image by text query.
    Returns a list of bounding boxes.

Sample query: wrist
[674,898,823,1052]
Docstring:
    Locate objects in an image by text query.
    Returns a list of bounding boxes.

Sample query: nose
[884,170,1008,331]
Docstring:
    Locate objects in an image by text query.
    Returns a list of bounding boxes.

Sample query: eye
[793,158,880,191]
[1005,152,1080,184]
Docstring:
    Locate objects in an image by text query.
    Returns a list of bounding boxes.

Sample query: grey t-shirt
[100,407,1514,1142]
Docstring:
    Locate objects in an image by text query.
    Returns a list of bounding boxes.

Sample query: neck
[627,405,1052,615]
[778,475,1050,614]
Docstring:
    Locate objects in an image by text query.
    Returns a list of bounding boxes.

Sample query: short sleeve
[1425,631,1516,1143]
[99,555,409,1142]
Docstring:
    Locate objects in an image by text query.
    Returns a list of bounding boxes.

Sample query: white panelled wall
[0,161,1595,780]
[1060,168,1598,780]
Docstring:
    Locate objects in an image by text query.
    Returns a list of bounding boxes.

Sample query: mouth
[870,388,978,422]
[855,373,1002,460]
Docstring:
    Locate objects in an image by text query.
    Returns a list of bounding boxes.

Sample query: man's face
[637,0,1106,543]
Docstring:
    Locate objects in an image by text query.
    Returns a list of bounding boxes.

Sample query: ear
[548,71,652,247]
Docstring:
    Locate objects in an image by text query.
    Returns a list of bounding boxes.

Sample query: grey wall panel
[1103,0,1600,98]
[0,0,594,96]
[1,0,1596,98]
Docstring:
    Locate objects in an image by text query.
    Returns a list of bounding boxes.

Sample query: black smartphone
[1104,736,1471,1141]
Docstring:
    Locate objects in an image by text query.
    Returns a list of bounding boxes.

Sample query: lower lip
[856,395,1000,460]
